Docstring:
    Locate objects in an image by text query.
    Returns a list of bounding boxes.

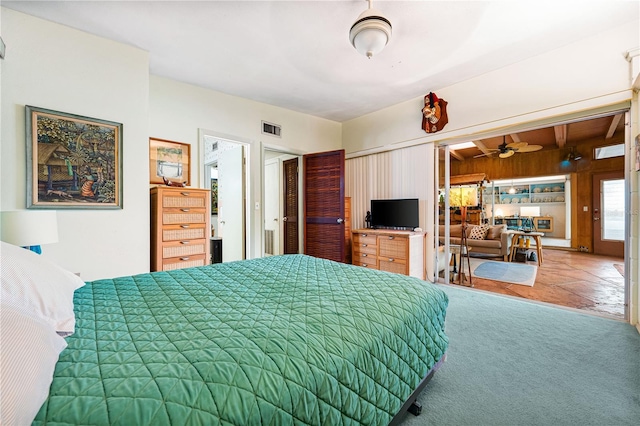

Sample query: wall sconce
[0,210,59,254]
[565,147,583,161]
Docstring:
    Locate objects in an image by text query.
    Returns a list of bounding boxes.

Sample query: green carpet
[398,285,640,426]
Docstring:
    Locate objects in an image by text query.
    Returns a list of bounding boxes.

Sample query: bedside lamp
[0,210,59,254]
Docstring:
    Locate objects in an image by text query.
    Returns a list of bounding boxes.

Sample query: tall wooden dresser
[151,186,211,271]
[351,229,426,279]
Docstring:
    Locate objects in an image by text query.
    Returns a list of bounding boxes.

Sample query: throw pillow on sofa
[469,224,490,240]
[487,224,507,240]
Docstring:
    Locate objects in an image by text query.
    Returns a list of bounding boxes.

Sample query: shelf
[482,180,565,206]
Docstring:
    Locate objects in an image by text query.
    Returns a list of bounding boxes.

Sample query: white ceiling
[3,1,639,122]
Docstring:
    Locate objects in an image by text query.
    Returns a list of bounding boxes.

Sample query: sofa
[439,224,512,261]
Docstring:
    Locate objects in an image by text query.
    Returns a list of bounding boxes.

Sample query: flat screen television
[370,198,419,229]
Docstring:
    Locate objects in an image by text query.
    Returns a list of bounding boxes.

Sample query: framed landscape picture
[26,105,123,209]
[149,138,191,185]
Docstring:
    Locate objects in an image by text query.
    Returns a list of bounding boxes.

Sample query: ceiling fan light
[349,2,392,59]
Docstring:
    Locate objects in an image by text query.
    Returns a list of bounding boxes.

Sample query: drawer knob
[388,258,394,262]
[362,244,367,247]
[362,253,367,257]
[388,236,394,240]
[362,264,368,267]
[362,234,367,237]
[180,241,189,245]
[181,208,190,212]
[180,257,190,261]
[180,192,190,196]
[180,225,190,228]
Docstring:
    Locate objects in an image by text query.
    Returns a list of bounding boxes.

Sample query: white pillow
[0,241,85,335]
[0,303,68,425]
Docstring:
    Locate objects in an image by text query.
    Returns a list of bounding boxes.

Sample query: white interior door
[264,159,281,256]
[218,144,245,262]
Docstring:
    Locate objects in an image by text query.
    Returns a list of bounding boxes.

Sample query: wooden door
[303,150,345,262]
[592,171,624,257]
[283,158,299,254]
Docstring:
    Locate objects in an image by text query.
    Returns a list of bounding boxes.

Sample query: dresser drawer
[162,224,207,241]
[352,258,379,270]
[162,254,207,271]
[162,190,207,209]
[162,239,207,259]
[353,233,377,246]
[379,259,408,275]
[162,208,207,225]
[353,242,377,255]
[353,252,377,267]
[379,236,408,260]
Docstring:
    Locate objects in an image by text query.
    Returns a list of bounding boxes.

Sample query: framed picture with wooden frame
[149,138,191,186]
[26,105,123,209]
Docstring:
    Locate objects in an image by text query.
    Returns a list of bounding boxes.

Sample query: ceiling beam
[554,125,567,148]
[450,150,465,162]
[472,140,492,156]
[509,133,521,143]
[606,114,622,139]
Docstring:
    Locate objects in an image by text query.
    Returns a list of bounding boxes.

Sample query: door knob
[337,218,344,224]
[283,217,288,222]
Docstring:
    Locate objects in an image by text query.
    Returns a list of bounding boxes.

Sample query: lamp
[565,147,583,161]
[0,210,59,254]
[349,0,392,59]
[449,185,479,226]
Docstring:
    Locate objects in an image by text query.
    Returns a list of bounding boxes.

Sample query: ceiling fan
[474,136,543,159]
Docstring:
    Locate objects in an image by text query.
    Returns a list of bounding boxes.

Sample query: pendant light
[349,0,392,59]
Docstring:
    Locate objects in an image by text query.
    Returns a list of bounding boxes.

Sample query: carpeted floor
[397,284,640,426]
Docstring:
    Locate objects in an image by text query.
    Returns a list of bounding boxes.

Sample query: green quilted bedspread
[34,255,448,425]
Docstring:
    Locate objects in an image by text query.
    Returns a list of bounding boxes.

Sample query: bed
[1,243,448,425]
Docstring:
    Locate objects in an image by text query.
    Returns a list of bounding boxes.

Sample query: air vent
[262,121,281,137]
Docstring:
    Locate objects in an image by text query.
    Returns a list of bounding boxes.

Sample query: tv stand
[351,229,426,279]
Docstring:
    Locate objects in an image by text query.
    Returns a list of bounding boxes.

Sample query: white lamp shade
[349,7,392,58]
[1,210,59,247]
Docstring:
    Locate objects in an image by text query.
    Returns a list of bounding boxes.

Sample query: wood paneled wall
[445,135,624,251]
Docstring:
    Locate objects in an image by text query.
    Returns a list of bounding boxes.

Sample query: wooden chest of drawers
[151,187,211,271]
[351,229,426,279]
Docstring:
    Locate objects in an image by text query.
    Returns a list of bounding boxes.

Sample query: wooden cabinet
[344,197,352,263]
[151,186,210,271]
[351,229,426,279]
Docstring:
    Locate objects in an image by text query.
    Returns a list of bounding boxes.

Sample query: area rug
[614,264,624,277]
[468,258,537,286]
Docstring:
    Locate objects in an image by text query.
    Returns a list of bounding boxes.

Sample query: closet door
[283,158,299,254]
[303,150,345,262]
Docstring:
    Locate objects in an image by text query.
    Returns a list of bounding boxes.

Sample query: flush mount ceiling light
[349,0,392,59]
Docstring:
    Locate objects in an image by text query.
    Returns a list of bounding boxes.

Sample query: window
[594,144,624,160]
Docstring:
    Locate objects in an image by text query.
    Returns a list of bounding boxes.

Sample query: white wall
[1,9,150,280]
[149,75,342,259]
[343,20,639,325]
[343,21,637,156]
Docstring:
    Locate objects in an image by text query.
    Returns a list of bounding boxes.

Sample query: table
[449,244,472,287]
[508,231,544,266]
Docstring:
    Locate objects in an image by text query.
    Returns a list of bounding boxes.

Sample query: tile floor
[456,248,626,319]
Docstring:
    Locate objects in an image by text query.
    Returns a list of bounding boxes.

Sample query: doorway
[200,131,250,263]
[438,110,630,320]
[592,172,624,257]
[262,144,303,257]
